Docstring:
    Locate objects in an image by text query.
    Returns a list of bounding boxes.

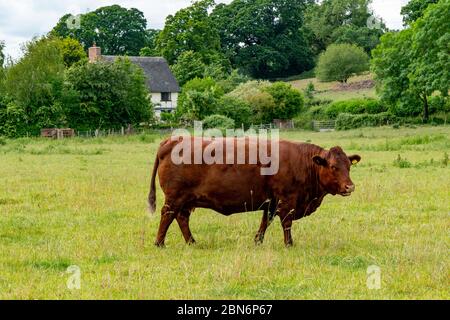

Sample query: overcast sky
[0,0,409,61]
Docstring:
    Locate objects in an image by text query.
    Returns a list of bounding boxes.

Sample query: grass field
[0,126,449,299]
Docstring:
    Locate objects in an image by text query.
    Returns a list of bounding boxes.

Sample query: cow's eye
[331,165,338,171]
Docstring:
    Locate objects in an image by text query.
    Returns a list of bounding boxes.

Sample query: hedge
[326,99,387,119]
[335,112,397,130]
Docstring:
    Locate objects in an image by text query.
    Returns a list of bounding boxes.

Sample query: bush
[429,95,450,114]
[176,77,224,121]
[326,99,387,119]
[335,112,397,130]
[263,82,304,121]
[316,44,369,83]
[202,114,235,131]
[215,96,252,129]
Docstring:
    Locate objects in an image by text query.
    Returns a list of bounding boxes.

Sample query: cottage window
[161,92,172,102]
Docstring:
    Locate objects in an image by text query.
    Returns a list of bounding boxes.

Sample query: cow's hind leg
[255,209,269,245]
[176,209,196,245]
[155,203,177,247]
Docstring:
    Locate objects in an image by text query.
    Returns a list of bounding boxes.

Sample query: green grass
[0,126,449,299]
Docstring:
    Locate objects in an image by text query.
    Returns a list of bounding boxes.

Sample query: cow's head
[312,146,361,196]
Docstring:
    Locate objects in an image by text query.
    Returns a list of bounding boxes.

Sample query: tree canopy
[316,44,369,83]
[401,0,439,26]
[51,5,148,55]
[212,0,314,79]
[372,0,449,122]
[156,0,222,65]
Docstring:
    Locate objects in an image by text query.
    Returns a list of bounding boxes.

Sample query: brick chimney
[88,43,101,63]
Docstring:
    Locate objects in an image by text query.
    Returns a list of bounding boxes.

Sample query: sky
[0,0,409,61]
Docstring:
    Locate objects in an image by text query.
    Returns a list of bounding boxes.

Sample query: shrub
[326,99,387,119]
[176,77,224,121]
[263,82,304,121]
[335,112,396,130]
[316,44,369,83]
[215,96,252,128]
[203,114,235,131]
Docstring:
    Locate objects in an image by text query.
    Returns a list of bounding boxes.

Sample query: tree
[410,0,449,107]
[139,29,161,56]
[4,37,66,133]
[372,0,449,122]
[316,44,369,83]
[212,0,314,78]
[0,40,5,67]
[156,0,222,65]
[303,0,385,54]
[51,5,147,55]
[372,30,422,117]
[64,58,153,130]
[57,37,87,67]
[171,51,207,86]
[401,0,439,26]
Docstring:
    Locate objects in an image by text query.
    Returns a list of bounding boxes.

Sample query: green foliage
[215,96,252,128]
[401,0,439,26]
[4,37,66,135]
[171,51,207,86]
[316,44,369,83]
[263,82,304,120]
[372,1,449,122]
[216,70,249,94]
[202,114,235,130]
[156,0,221,65]
[325,99,387,119]
[335,112,396,130]
[303,0,385,54]
[64,58,152,130]
[57,37,87,67]
[177,77,224,121]
[0,40,5,67]
[51,5,147,55]
[304,82,315,100]
[140,29,161,56]
[411,0,450,102]
[212,0,314,79]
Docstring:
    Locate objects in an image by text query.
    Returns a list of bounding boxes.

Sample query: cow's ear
[349,155,361,165]
[313,155,327,167]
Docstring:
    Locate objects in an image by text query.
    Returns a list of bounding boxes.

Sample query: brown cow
[148,137,361,247]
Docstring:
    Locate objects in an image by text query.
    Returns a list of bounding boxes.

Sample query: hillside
[289,73,378,101]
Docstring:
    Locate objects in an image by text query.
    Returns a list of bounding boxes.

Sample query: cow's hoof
[254,235,264,245]
[285,242,293,248]
[154,241,165,248]
[187,238,196,246]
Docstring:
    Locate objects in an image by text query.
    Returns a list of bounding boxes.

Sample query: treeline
[0,38,152,137]
[0,0,448,136]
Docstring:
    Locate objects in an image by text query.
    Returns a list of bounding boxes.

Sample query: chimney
[89,43,101,63]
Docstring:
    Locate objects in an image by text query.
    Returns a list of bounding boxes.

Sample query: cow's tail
[148,154,159,214]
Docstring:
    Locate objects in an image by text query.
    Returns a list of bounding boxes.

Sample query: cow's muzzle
[341,184,355,196]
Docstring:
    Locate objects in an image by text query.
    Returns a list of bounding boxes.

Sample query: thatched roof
[102,56,180,93]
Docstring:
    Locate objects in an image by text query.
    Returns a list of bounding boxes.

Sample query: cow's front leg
[276,199,296,247]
